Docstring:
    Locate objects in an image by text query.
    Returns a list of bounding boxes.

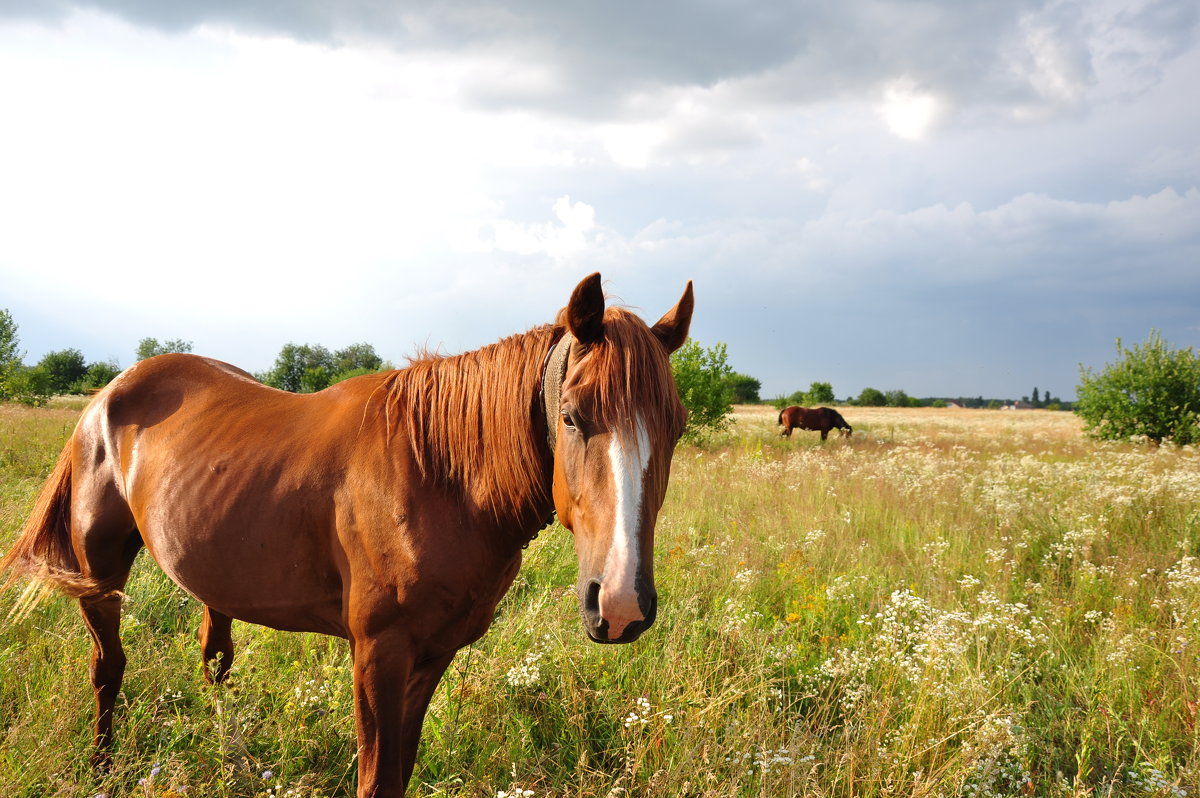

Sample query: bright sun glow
[881,81,938,140]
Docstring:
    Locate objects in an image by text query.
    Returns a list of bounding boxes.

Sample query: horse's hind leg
[200,606,234,684]
[74,486,141,767]
[80,593,125,769]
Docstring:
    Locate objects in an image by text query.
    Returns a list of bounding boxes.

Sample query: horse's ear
[651,280,694,353]
[566,272,606,345]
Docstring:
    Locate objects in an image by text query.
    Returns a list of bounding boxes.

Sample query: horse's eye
[561,410,577,431]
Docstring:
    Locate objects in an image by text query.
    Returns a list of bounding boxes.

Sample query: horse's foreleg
[351,630,417,797]
[820,429,829,440]
[200,606,234,684]
[80,594,125,770]
[398,652,456,785]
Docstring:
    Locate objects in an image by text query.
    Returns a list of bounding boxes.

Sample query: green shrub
[5,365,52,406]
[670,339,733,443]
[1075,330,1200,444]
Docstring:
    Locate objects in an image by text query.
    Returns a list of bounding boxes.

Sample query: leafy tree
[262,343,335,393]
[725,373,761,404]
[261,341,388,392]
[0,308,23,399]
[885,389,914,407]
[670,339,733,443]
[329,343,389,385]
[137,337,193,361]
[37,349,88,395]
[333,343,383,375]
[805,381,835,405]
[1075,331,1200,444]
[855,387,887,407]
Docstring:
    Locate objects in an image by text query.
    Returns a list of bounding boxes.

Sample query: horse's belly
[138,517,346,637]
[219,602,348,638]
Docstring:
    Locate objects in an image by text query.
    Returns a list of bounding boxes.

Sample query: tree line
[0,306,737,443]
[0,309,391,406]
[5,307,1194,446]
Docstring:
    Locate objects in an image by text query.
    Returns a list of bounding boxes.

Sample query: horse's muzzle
[580,578,657,644]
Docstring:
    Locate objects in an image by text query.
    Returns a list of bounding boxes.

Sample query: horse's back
[101,354,299,422]
[97,353,388,439]
[77,354,388,635]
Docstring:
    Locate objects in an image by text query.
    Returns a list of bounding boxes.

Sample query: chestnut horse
[778,405,852,440]
[1,272,693,796]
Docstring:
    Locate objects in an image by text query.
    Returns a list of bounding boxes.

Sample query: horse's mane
[383,325,558,523]
[382,305,684,525]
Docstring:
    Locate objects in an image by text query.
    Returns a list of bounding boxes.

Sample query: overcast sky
[2,1,1197,401]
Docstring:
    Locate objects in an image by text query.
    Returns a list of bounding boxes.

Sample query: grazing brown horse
[778,405,852,440]
[1,272,693,797]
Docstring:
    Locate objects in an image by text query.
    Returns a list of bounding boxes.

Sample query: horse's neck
[391,327,557,540]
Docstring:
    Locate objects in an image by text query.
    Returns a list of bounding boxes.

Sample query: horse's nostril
[641,592,658,625]
[584,580,601,615]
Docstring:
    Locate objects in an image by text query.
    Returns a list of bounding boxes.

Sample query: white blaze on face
[600,416,652,639]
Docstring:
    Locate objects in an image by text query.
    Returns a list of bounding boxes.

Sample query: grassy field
[2,401,1199,797]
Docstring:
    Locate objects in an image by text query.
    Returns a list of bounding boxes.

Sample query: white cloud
[793,157,830,191]
[601,122,668,169]
[1,2,1197,400]
[492,196,598,258]
[1009,17,1093,119]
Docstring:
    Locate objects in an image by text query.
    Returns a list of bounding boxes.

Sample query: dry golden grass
[734,404,1086,453]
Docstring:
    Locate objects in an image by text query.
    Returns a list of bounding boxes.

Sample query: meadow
[2,401,1198,797]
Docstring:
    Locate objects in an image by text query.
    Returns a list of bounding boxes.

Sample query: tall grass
[1,403,1198,796]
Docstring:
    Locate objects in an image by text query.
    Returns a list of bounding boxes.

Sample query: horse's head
[548,273,692,644]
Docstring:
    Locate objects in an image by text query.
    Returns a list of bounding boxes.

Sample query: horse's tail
[777,408,785,425]
[2,440,103,617]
